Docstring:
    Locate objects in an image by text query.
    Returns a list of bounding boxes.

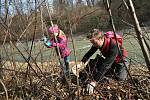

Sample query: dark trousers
[94,55,129,81]
[104,59,129,81]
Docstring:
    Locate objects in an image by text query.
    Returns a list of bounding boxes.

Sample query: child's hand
[54,32,58,36]
[51,42,58,47]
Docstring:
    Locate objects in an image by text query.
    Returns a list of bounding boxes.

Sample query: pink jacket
[47,35,71,58]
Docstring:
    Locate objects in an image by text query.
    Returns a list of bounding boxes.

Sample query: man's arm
[81,46,98,63]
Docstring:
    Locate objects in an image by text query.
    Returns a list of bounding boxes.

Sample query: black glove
[81,57,87,64]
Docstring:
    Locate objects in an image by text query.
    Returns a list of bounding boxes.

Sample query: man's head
[87,29,104,48]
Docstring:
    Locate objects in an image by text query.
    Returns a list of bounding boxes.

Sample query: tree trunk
[127,0,150,71]
[77,0,82,5]
[0,0,1,16]
[91,0,95,6]
[0,55,3,79]
[67,0,74,7]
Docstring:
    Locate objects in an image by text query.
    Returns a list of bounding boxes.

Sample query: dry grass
[0,61,149,100]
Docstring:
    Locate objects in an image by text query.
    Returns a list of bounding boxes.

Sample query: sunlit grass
[1,32,149,65]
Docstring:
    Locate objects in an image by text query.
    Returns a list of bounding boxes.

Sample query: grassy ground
[1,32,149,65]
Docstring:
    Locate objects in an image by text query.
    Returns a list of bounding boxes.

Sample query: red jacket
[82,31,128,64]
[101,36,128,63]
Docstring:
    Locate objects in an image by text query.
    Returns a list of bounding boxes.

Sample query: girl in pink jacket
[43,25,71,74]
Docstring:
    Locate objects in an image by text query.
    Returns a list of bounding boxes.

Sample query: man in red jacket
[80,29,129,94]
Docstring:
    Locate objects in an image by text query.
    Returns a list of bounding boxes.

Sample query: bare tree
[59,0,66,4]
[86,0,95,6]
[76,0,82,5]
[127,0,150,71]
[67,0,74,7]
[91,0,95,5]
[0,0,1,16]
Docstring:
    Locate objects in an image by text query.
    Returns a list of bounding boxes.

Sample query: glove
[41,36,48,42]
[41,36,52,47]
[44,41,52,47]
[86,81,96,95]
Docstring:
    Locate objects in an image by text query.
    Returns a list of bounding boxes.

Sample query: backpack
[104,31,123,47]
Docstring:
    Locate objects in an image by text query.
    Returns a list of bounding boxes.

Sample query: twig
[104,0,145,99]
[0,79,8,100]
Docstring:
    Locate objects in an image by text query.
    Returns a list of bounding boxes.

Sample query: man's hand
[81,57,87,64]
[86,81,96,95]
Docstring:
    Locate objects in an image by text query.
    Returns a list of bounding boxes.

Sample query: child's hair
[87,29,104,39]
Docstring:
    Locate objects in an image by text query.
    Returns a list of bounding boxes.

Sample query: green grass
[1,33,149,65]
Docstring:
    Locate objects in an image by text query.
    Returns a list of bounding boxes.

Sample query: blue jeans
[64,56,70,64]
[63,56,70,73]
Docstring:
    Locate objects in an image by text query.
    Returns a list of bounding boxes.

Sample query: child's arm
[43,36,67,49]
[44,39,64,49]
[41,36,52,48]
[44,40,52,48]
[52,40,66,49]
